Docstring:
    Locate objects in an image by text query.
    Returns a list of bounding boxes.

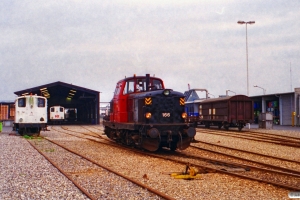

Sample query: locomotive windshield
[18,98,26,107]
[37,98,45,107]
[122,77,164,95]
[151,79,163,90]
[123,80,135,94]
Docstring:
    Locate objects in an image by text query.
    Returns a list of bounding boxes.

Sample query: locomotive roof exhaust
[146,74,150,91]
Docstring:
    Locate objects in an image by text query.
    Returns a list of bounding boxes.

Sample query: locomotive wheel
[170,142,177,151]
[238,124,243,131]
[18,129,24,136]
[142,138,160,152]
[36,128,41,136]
[205,123,210,128]
[24,128,31,136]
[224,125,229,131]
[218,123,222,129]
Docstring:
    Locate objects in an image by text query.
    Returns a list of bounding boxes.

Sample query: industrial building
[1,84,300,127]
[0,81,100,126]
[184,88,300,127]
[251,88,300,126]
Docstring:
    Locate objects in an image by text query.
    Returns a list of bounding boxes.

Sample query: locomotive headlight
[19,118,23,122]
[163,90,170,96]
[145,112,152,119]
[181,112,187,119]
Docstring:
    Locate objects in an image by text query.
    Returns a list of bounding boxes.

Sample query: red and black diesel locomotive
[103,74,196,151]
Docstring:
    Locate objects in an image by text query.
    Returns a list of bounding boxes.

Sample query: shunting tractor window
[123,80,135,94]
[151,79,163,90]
[136,79,147,92]
[114,83,122,95]
[50,107,55,112]
[37,98,45,107]
[60,107,64,112]
[18,98,26,107]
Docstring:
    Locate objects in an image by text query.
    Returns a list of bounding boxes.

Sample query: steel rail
[189,145,300,176]
[45,127,175,200]
[198,129,300,148]
[53,126,300,191]
[199,127,300,143]
[26,140,96,200]
[192,140,300,164]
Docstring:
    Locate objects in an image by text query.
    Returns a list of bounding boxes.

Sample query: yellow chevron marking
[180,98,185,106]
[145,97,152,105]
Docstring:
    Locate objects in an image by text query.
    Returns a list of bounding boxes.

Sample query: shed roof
[14,81,100,108]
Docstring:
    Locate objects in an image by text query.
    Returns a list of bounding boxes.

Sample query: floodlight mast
[237,20,255,96]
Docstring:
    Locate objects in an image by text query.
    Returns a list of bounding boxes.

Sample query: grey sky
[1,0,299,102]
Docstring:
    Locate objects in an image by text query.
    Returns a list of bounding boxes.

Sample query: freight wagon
[186,95,254,131]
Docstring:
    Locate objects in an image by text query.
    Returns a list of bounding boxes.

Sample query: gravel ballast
[0,126,296,199]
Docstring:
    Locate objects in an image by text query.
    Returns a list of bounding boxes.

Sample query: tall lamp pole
[237,20,255,96]
[253,85,266,95]
[226,89,236,96]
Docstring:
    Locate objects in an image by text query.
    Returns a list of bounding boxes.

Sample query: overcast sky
[1,0,299,103]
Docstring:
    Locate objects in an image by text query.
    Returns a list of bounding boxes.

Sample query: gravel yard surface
[0,126,296,199]
[194,129,300,162]
[0,131,89,200]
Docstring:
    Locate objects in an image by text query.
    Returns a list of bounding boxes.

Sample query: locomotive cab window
[114,83,122,95]
[37,98,45,107]
[50,107,55,112]
[136,79,145,92]
[123,80,135,94]
[60,107,64,112]
[151,79,163,90]
[18,98,26,107]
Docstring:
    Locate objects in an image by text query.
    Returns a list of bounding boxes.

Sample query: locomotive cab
[103,74,196,151]
[13,95,48,136]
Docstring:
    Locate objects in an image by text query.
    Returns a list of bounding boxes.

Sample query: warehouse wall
[280,94,294,125]
[295,88,300,126]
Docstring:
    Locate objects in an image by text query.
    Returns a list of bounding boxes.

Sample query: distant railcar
[65,109,76,121]
[103,74,196,151]
[186,95,254,131]
[13,95,47,136]
[49,106,65,123]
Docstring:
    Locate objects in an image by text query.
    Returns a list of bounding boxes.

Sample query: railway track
[50,125,300,191]
[28,127,173,200]
[190,140,300,171]
[197,128,300,148]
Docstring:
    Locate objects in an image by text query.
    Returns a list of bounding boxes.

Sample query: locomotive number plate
[162,113,170,117]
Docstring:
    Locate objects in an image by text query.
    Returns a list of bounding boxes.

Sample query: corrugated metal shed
[14,81,100,124]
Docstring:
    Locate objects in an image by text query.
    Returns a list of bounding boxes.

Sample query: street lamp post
[208,93,215,98]
[226,89,236,96]
[237,20,255,96]
[253,85,266,95]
